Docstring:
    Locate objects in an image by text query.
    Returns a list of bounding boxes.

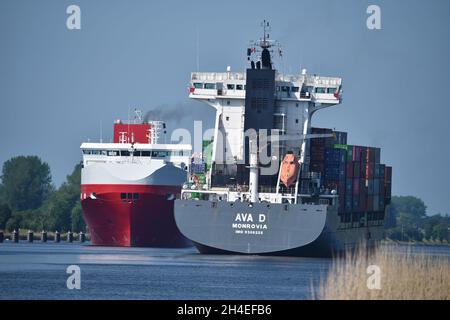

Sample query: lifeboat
[280,153,300,188]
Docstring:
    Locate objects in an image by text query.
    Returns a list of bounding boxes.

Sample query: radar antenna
[247,20,282,69]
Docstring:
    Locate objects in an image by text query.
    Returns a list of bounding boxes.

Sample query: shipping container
[325,148,346,164]
[375,164,385,179]
[368,179,375,195]
[352,146,362,162]
[359,193,367,211]
[352,197,360,211]
[346,162,354,178]
[353,162,360,178]
[385,166,392,183]
[379,196,385,212]
[346,145,354,162]
[379,182,385,198]
[367,195,374,212]
[353,178,360,195]
[367,162,375,179]
[374,148,381,164]
[373,179,380,195]
[346,178,353,194]
[385,182,392,199]
[373,195,380,211]
[360,147,367,164]
[345,193,353,212]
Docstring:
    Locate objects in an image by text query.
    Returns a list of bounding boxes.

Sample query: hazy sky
[1,0,449,215]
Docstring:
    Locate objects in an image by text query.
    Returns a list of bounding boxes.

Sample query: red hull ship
[80,116,192,247]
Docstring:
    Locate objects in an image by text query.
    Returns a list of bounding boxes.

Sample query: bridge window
[281,86,290,92]
[121,150,130,156]
[82,150,91,155]
[327,87,337,94]
[292,87,299,92]
[193,83,203,89]
[204,83,216,89]
[133,193,139,199]
[152,150,169,157]
[141,151,151,157]
[108,150,119,156]
[236,84,244,90]
[170,151,184,156]
[120,193,126,199]
[315,87,326,93]
[227,84,235,90]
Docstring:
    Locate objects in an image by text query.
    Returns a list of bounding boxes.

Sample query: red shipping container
[346,162,353,178]
[385,182,392,198]
[385,166,392,183]
[352,146,362,162]
[353,178,360,195]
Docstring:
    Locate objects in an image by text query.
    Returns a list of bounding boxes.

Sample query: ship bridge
[189,71,342,105]
[188,69,343,179]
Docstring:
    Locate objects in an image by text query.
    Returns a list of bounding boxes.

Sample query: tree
[40,163,81,232]
[1,156,53,212]
[0,204,12,230]
[432,224,449,242]
[390,196,426,228]
[5,216,21,232]
[71,202,86,232]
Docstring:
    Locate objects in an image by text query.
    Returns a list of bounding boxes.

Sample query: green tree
[423,214,443,240]
[0,203,12,230]
[432,223,449,241]
[71,202,86,232]
[5,215,21,232]
[1,156,53,212]
[391,196,426,228]
[40,163,81,232]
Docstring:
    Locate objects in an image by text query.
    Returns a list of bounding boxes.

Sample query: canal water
[0,242,449,300]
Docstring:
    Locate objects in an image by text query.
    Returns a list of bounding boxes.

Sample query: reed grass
[314,244,450,300]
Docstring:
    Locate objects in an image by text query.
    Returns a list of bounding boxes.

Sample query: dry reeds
[314,244,450,300]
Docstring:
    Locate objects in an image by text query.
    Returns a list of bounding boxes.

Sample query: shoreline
[381,238,450,247]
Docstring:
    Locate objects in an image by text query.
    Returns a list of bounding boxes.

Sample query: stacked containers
[309,128,392,224]
[310,127,333,178]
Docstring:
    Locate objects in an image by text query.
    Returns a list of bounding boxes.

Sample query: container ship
[80,111,192,247]
[173,21,392,257]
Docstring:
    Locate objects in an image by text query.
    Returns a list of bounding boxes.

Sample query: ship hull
[174,199,384,257]
[80,161,192,248]
[81,184,191,247]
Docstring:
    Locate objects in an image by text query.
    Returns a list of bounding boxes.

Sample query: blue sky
[1,0,449,215]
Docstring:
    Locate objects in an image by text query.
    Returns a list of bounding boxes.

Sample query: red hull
[81,184,192,247]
